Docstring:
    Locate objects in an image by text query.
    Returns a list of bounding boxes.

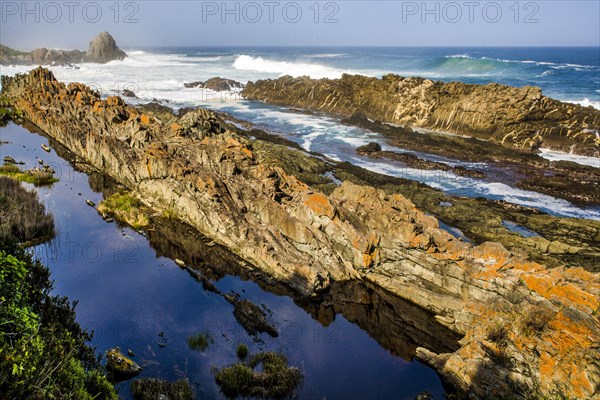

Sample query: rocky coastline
[243,74,600,157]
[0,32,126,65]
[243,76,600,205]
[2,68,599,399]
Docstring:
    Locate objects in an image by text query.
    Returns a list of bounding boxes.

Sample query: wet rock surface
[226,295,278,338]
[365,110,600,204]
[2,68,599,399]
[245,78,600,205]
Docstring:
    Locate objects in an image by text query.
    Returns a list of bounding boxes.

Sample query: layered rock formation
[243,74,600,156]
[2,68,598,399]
[0,32,126,65]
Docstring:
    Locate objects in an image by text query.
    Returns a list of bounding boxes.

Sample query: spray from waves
[566,98,600,110]
[304,53,347,58]
[232,55,353,79]
[539,148,600,168]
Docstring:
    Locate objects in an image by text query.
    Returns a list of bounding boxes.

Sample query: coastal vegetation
[131,378,194,400]
[0,174,117,398]
[236,343,249,359]
[0,164,58,186]
[187,332,213,352]
[0,176,54,244]
[97,191,150,230]
[214,351,303,399]
[0,240,117,399]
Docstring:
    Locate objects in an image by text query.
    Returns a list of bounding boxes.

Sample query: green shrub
[0,239,117,399]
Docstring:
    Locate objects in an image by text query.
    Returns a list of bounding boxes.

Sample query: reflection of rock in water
[145,216,251,283]
[303,281,462,360]
[140,207,460,360]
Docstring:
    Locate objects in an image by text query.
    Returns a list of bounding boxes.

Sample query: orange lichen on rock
[92,101,104,113]
[105,96,124,106]
[522,268,599,312]
[240,147,254,159]
[139,114,151,125]
[303,193,335,218]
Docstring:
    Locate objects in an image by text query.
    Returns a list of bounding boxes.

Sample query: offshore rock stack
[0,32,127,65]
[2,68,598,399]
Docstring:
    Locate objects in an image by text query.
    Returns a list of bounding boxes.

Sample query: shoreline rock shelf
[243,74,600,157]
[1,68,598,399]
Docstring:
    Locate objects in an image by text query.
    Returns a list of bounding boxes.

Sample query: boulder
[0,32,126,65]
[106,348,142,381]
[356,142,382,153]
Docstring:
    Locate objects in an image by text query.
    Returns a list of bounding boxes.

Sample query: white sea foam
[232,55,351,79]
[566,98,600,110]
[446,54,471,59]
[539,148,600,168]
[352,158,600,220]
[445,54,599,71]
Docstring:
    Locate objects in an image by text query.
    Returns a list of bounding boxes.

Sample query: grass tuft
[97,192,149,229]
[131,378,194,400]
[236,343,249,360]
[0,164,58,185]
[520,305,555,336]
[214,351,303,399]
[0,176,54,243]
[187,332,213,352]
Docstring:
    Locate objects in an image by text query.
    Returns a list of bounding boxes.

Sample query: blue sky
[1,1,599,49]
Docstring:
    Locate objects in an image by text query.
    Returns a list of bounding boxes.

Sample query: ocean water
[1,46,599,220]
[2,46,599,107]
[1,47,599,399]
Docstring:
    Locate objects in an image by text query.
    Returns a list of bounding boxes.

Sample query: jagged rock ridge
[2,68,598,399]
[243,74,600,156]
